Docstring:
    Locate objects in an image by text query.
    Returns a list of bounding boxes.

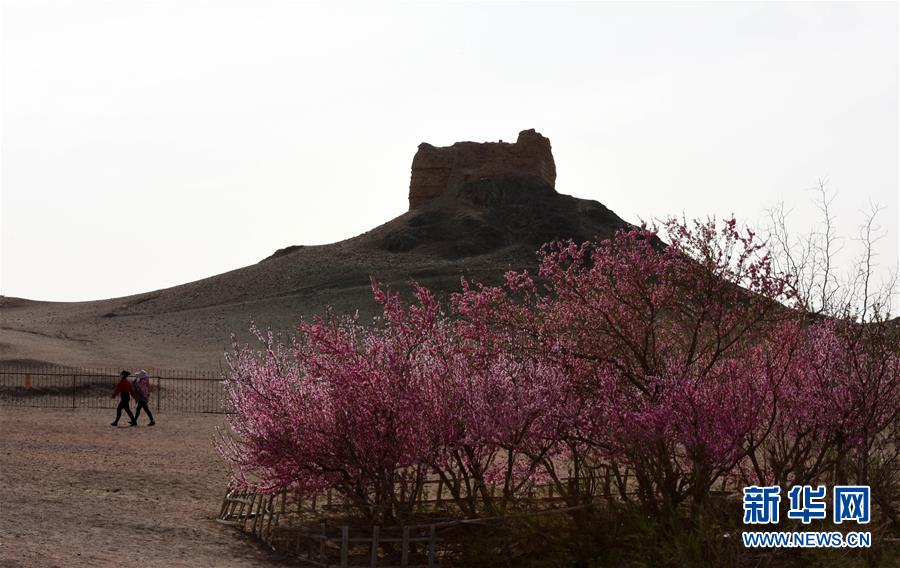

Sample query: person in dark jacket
[110,370,137,427]
[132,369,155,426]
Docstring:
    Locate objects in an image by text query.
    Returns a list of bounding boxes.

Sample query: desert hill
[0,130,630,370]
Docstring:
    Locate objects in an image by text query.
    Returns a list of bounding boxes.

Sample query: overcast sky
[1,1,897,302]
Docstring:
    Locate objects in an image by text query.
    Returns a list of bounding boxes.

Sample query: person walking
[110,370,137,427]
[132,369,155,426]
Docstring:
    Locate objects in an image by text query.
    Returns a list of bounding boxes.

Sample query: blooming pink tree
[742,318,900,518]
[452,218,801,517]
[219,285,444,523]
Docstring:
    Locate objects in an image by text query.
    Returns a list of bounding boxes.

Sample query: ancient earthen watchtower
[408,129,557,210]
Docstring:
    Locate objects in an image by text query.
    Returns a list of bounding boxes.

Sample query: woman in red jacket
[110,370,137,427]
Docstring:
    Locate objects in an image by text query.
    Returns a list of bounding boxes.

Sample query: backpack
[135,377,151,400]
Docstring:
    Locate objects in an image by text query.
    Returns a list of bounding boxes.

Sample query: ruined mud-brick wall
[408,129,557,210]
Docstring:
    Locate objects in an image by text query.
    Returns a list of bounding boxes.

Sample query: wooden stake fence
[218,488,441,567]
[215,477,629,567]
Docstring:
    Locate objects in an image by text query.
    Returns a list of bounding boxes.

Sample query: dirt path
[0,408,282,567]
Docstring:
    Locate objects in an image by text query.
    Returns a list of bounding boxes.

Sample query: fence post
[427,525,436,568]
[72,373,76,409]
[156,372,160,412]
[370,525,379,568]
[400,526,409,568]
[340,525,349,568]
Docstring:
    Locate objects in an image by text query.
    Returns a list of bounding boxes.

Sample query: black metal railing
[0,365,227,413]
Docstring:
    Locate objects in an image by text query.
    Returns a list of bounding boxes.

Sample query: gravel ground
[0,407,283,567]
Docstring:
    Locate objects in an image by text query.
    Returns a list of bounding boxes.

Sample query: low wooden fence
[219,489,440,568]
[0,365,226,413]
[217,478,597,567]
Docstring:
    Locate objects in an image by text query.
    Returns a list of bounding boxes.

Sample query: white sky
[1,1,897,302]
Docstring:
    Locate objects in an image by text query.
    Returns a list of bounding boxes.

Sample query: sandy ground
[0,407,283,567]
